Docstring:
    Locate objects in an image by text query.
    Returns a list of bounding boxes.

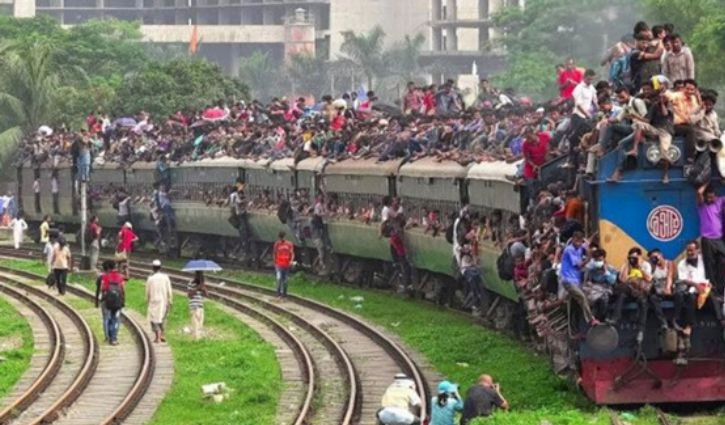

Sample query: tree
[0,43,64,167]
[238,51,284,102]
[385,33,427,85]
[338,26,387,90]
[114,59,248,117]
[287,52,329,96]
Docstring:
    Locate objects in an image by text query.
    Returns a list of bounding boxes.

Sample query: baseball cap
[437,380,458,394]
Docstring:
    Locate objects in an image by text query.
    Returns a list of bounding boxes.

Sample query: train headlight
[665,145,681,163]
[646,144,662,164]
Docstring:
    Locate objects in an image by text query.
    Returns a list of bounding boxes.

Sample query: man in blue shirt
[560,231,597,325]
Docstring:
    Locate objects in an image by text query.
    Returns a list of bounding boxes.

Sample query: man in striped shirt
[187,271,208,340]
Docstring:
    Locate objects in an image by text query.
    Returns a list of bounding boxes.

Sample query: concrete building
[7,0,514,78]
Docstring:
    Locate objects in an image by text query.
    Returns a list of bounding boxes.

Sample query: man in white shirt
[377,373,422,425]
[675,241,706,333]
[567,69,598,168]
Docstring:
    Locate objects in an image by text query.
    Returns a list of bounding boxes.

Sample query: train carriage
[396,158,469,277]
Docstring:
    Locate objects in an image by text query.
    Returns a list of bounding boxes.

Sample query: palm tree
[0,43,62,169]
[237,51,284,102]
[385,33,426,85]
[287,52,328,96]
[339,26,386,91]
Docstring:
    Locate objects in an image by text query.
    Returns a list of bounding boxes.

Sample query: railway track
[608,407,673,425]
[0,247,432,425]
[0,265,155,425]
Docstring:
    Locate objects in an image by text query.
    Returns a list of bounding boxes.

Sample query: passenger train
[5,137,725,405]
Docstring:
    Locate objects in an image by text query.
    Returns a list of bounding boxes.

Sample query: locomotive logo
[646,205,683,242]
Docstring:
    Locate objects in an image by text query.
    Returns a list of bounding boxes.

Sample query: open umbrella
[202,107,229,122]
[114,117,137,128]
[182,259,222,272]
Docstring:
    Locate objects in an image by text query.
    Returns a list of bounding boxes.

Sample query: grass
[0,259,282,425]
[0,293,33,400]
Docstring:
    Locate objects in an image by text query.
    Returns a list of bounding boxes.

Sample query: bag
[661,328,678,354]
[46,272,56,288]
[227,213,240,229]
[104,281,124,312]
[609,51,632,90]
[114,250,128,263]
[496,247,515,281]
[277,200,290,224]
[684,152,711,186]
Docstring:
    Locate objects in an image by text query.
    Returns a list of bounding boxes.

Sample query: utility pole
[79,178,91,270]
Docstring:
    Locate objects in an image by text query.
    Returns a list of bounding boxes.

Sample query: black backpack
[104,280,124,312]
[496,246,515,281]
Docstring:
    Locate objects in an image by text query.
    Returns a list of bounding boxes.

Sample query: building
[6,0,514,79]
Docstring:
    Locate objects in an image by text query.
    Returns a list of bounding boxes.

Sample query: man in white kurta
[10,215,27,250]
[145,260,173,343]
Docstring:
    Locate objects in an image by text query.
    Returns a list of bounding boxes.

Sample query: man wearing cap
[377,373,422,425]
[146,260,173,343]
[117,221,138,279]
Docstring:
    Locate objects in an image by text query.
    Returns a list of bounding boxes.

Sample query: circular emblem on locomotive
[646,205,683,242]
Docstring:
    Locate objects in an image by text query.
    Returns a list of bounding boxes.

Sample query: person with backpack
[273,231,295,299]
[51,237,72,296]
[97,260,126,345]
[146,259,172,343]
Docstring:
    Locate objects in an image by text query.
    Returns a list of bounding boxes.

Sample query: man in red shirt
[388,216,411,291]
[95,260,126,345]
[557,58,583,100]
[273,231,295,299]
[117,222,138,279]
[522,128,550,211]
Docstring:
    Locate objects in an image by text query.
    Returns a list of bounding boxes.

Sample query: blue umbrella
[114,117,137,128]
[182,259,222,272]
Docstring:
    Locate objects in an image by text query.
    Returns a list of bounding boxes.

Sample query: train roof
[398,158,469,179]
[325,158,404,177]
[467,160,521,182]
[268,157,296,172]
[176,156,244,168]
[296,157,327,173]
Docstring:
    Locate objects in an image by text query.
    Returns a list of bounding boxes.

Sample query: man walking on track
[273,231,294,299]
[97,260,126,345]
[146,259,173,343]
[116,222,138,279]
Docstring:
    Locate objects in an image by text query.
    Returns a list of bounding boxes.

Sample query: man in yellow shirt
[666,79,704,162]
[39,215,52,271]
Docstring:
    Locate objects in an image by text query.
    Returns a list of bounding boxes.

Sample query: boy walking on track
[273,231,295,299]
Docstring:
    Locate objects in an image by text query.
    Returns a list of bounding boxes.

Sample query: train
[4,138,724,405]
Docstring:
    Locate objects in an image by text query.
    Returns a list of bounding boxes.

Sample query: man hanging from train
[229,180,251,259]
[674,241,706,362]
[695,184,725,331]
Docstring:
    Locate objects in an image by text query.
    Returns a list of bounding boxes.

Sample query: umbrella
[182,259,222,272]
[114,117,137,128]
[202,107,229,122]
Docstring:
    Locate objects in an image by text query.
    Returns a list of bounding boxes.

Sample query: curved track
[0,247,432,424]
[0,283,64,423]
[0,265,154,425]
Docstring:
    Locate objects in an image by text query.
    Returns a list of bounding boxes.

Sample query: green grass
[0,259,282,425]
[0,289,33,400]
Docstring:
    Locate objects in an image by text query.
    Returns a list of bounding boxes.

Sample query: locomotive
[6,142,725,405]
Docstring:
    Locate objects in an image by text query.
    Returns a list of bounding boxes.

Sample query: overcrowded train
[6,140,725,405]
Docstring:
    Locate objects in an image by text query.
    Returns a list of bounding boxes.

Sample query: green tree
[287,52,329,96]
[385,33,427,85]
[0,43,64,167]
[338,26,387,90]
[114,59,248,117]
[238,51,283,102]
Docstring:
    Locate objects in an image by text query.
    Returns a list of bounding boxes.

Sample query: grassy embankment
[0,259,281,425]
[0,294,33,399]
